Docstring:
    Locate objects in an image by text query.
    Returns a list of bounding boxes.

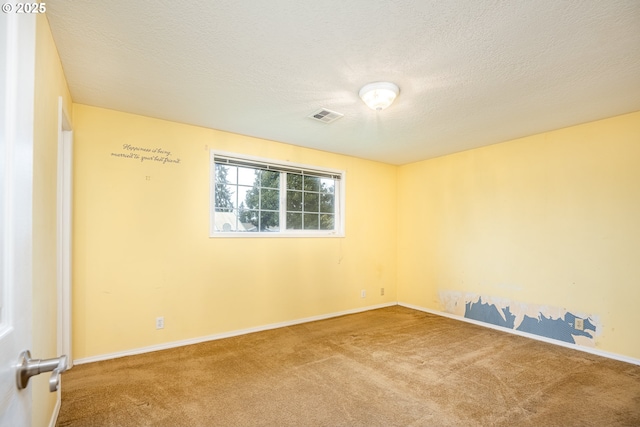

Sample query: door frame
[57,97,73,369]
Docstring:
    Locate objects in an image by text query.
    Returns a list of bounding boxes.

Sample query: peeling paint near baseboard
[438,291,599,347]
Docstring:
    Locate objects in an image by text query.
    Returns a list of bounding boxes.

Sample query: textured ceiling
[46,1,640,165]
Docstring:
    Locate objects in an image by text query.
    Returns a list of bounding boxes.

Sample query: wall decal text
[111,144,181,165]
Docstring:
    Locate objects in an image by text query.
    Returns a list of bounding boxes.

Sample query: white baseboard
[74,302,397,365]
[74,301,640,368]
[399,302,640,367]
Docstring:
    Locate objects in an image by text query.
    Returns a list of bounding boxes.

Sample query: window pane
[320,214,334,230]
[215,184,236,210]
[216,211,237,231]
[238,167,256,186]
[287,173,303,190]
[237,186,251,208]
[241,185,260,213]
[239,209,259,232]
[304,176,320,192]
[287,190,302,211]
[238,204,247,216]
[215,164,237,185]
[286,212,302,230]
[304,213,319,230]
[320,178,334,193]
[320,193,334,213]
[261,189,279,210]
[304,193,319,212]
[261,170,279,188]
[260,211,279,231]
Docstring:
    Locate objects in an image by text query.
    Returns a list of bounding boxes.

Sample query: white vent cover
[308,108,344,124]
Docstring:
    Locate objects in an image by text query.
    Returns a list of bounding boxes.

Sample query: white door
[0,11,37,427]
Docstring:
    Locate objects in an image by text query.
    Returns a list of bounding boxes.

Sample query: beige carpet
[56,306,640,426]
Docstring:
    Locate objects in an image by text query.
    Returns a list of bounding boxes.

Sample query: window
[211,152,344,237]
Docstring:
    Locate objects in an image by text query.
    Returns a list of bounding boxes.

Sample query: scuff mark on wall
[439,291,599,347]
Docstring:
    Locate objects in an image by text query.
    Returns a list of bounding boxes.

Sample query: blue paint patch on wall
[464,297,515,329]
[464,298,595,344]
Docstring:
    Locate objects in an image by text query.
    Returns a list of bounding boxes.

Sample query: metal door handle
[16,350,68,392]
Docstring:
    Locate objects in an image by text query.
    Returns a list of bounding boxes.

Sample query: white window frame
[210,150,345,238]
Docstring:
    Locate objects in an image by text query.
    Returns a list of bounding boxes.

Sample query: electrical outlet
[574,318,584,331]
[156,316,164,330]
[360,289,366,298]
[381,287,385,296]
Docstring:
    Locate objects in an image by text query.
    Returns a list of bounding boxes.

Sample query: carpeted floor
[56,306,640,426]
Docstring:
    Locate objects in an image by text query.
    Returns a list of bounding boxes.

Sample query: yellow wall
[72,104,397,359]
[32,14,73,427]
[398,111,640,359]
[72,105,640,362]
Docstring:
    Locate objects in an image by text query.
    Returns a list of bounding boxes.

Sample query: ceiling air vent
[308,108,343,124]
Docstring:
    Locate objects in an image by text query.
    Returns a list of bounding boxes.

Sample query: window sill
[209,231,344,238]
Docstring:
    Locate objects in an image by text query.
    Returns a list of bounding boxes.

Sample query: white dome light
[359,82,400,111]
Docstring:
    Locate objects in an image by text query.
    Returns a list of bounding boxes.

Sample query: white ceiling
[46,1,640,165]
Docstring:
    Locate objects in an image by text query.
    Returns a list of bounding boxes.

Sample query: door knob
[16,350,68,392]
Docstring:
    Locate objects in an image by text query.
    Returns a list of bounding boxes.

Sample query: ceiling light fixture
[359,82,400,111]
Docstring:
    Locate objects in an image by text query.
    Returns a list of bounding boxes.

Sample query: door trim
[56,97,73,369]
